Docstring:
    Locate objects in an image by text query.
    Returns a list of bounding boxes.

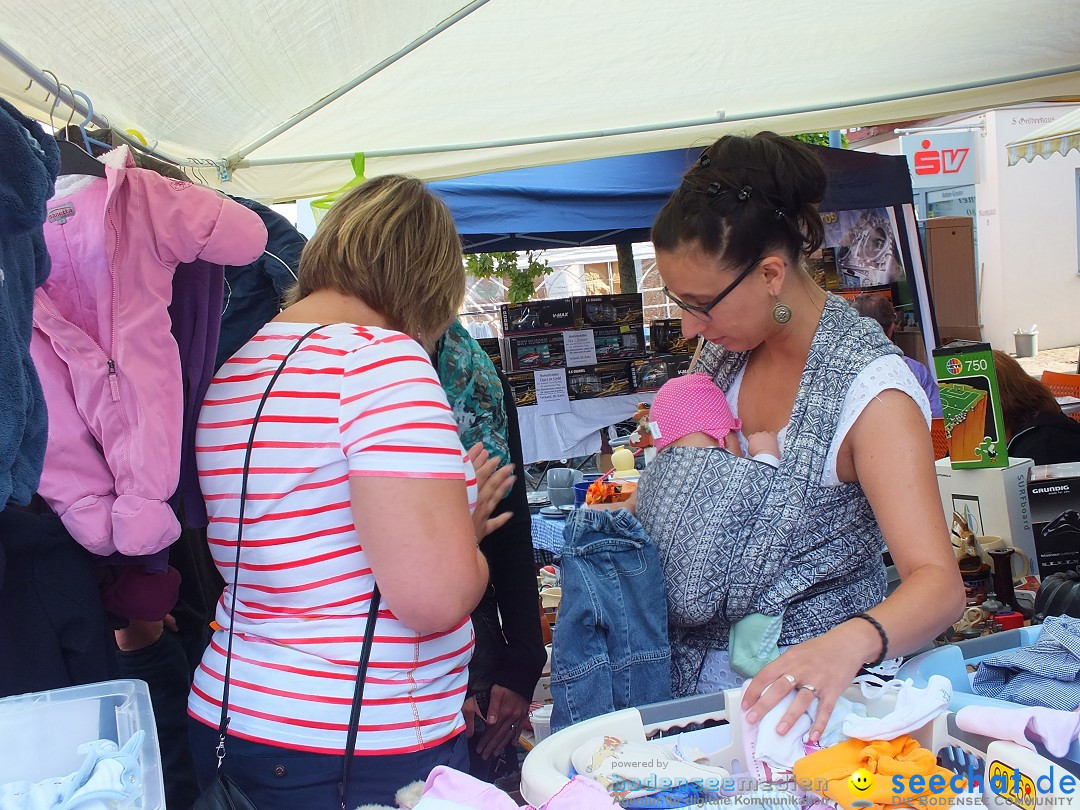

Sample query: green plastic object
[310,153,366,225]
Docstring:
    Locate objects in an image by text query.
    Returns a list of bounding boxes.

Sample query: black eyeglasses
[662,256,764,322]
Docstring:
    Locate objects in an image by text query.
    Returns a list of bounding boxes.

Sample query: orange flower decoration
[585,478,637,505]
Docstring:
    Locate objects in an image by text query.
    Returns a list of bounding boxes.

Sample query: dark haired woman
[634,133,964,743]
[993,350,1080,466]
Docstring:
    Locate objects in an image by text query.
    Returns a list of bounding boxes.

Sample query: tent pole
[228,0,493,164]
[236,114,727,167]
[237,63,1080,169]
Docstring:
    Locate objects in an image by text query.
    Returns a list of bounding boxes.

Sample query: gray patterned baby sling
[637,293,901,696]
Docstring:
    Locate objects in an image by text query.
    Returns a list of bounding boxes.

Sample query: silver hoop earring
[772,297,792,324]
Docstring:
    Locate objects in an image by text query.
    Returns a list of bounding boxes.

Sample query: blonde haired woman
[188,175,513,808]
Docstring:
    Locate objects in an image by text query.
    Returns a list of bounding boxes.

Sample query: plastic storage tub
[897,625,1080,763]
[0,679,165,809]
[522,687,950,806]
[520,685,1067,808]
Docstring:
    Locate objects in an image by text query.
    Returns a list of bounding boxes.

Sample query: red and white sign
[900,131,977,189]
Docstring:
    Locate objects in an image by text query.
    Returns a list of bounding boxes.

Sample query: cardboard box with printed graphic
[500,333,566,372]
[476,337,502,371]
[932,340,1009,469]
[649,319,691,355]
[566,362,633,400]
[1027,462,1080,579]
[591,325,646,362]
[935,457,1036,580]
[574,293,644,329]
[630,355,693,392]
[506,371,537,408]
[499,298,575,336]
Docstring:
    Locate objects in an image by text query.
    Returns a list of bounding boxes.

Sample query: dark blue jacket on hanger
[0,97,59,509]
[216,197,307,369]
[551,507,672,731]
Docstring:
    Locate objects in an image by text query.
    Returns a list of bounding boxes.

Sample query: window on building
[584,261,621,294]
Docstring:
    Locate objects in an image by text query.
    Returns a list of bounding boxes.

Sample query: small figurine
[627,402,658,464]
[610,446,639,480]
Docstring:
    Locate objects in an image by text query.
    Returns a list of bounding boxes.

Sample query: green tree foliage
[793,131,849,148]
[465,251,552,304]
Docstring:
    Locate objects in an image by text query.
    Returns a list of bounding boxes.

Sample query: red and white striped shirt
[188,323,476,755]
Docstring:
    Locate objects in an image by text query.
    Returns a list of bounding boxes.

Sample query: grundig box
[1027,463,1080,579]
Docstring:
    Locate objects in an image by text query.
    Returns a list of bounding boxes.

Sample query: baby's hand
[747,431,780,459]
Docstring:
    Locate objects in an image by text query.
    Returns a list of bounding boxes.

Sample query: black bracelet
[849,612,889,667]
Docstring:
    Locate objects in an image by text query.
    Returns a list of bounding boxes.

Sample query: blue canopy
[430,145,914,253]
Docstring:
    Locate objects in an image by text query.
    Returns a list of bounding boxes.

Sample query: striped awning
[1007,107,1080,165]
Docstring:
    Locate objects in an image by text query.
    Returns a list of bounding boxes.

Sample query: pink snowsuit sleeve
[142,178,267,269]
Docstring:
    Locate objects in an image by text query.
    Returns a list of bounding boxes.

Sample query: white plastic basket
[0,679,164,809]
[520,684,1059,808]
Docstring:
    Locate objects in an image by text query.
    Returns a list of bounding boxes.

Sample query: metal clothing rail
[0,34,209,173]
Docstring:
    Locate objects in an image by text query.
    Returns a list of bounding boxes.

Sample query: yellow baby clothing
[793,735,964,809]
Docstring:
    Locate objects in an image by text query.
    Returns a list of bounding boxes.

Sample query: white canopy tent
[1007,106,1080,165]
[2,0,1080,201]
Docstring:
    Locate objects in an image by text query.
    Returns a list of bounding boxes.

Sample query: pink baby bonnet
[649,373,741,451]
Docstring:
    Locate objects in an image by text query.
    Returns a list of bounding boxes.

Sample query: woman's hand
[741,619,881,742]
[468,443,515,541]
[462,696,482,737]
[475,685,530,761]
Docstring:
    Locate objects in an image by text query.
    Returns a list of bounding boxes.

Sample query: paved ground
[1013,345,1080,377]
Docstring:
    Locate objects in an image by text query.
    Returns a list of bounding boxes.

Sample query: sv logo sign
[914,138,970,176]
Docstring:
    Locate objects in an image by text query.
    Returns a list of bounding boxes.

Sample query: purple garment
[903,355,942,419]
[169,260,225,528]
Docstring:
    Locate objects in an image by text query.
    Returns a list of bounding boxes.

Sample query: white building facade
[852,103,1080,352]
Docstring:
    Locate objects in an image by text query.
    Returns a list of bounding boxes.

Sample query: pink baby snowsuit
[32,146,267,556]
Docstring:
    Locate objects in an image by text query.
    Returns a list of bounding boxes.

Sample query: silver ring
[781,674,796,686]
[798,683,817,694]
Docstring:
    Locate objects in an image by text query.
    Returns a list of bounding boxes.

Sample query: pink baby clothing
[956,705,1080,758]
[536,776,621,809]
[413,766,518,809]
[33,146,266,557]
[650,373,741,451]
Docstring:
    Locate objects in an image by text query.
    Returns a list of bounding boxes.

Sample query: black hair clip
[774,209,786,220]
[706,181,724,197]
[698,153,711,167]
[737,185,753,201]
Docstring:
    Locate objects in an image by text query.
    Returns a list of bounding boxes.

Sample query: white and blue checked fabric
[972,616,1080,710]
[531,513,568,555]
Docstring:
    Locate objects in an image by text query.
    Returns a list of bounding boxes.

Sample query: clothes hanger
[72,91,112,153]
[57,89,106,178]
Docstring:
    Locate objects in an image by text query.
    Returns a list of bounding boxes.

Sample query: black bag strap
[340,580,380,809]
[215,325,326,759]
[215,323,382,808]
